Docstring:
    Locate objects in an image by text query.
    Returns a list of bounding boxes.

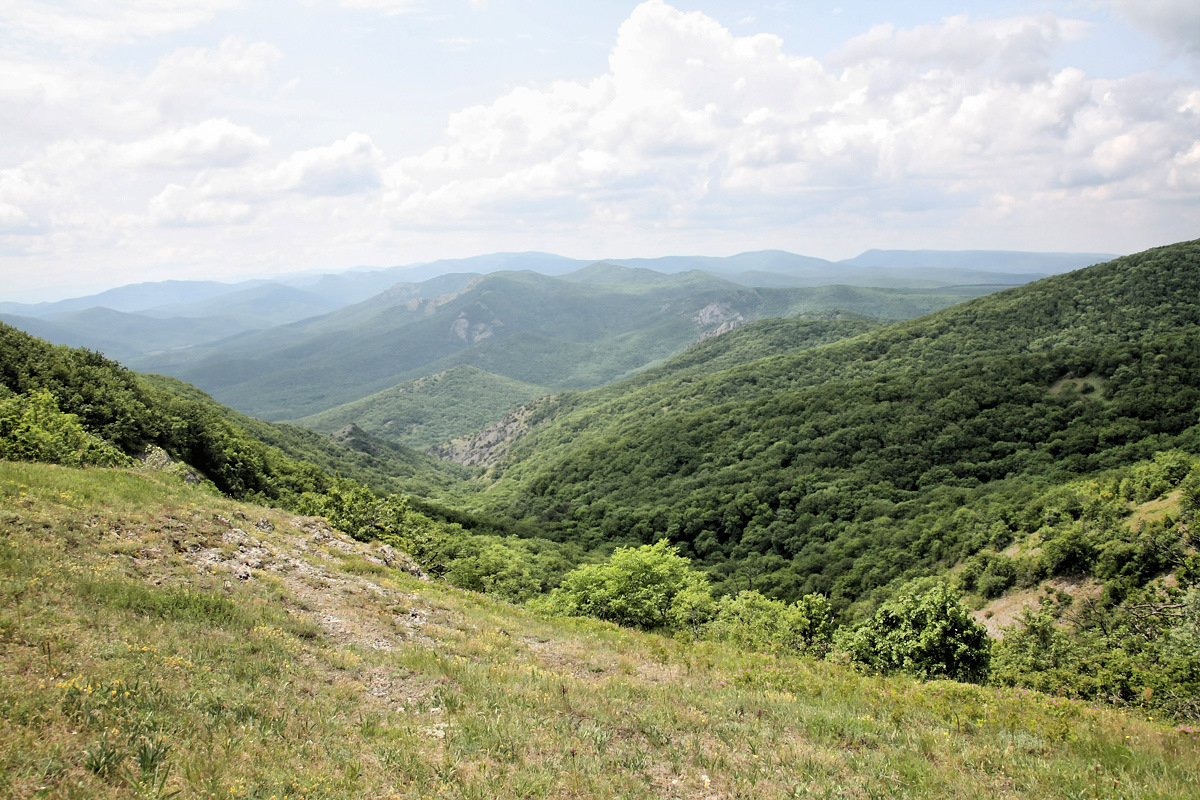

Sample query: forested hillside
[468,241,1200,605]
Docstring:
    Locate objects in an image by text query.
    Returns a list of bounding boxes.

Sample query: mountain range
[0,248,1116,447]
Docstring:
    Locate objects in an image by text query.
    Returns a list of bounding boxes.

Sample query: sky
[1,1,1198,302]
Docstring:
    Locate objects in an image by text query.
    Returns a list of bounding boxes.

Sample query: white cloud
[148,183,256,227]
[145,132,382,228]
[271,133,383,196]
[832,14,1092,80]
[1104,0,1200,57]
[0,36,280,152]
[3,1,1198,301]
[379,0,1200,249]
[118,119,269,169]
[0,0,243,46]
[146,37,283,117]
[148,36,281,87]
[0,56,159,144]
[0,31,285,241]
[0,168,50,234]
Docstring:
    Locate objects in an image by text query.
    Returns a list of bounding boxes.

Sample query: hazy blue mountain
[0,248,1115,402]
[602,249,1110,287]
[0,248,1112,320]
[0,279,255,318]
[0,308,252,362]
[720,268,1049,289]
[840,249,1117,273]
[354,252,590,285]
[605,250,834,275]
[138,282,344,323]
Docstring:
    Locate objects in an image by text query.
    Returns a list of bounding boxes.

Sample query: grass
[2,460,1198,799]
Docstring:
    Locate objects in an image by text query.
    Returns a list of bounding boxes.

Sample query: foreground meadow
[1,461,1197,799]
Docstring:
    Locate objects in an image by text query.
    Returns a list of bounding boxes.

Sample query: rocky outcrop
[693,302,743,328]
[429,398,555,468]
[699,318,745,341]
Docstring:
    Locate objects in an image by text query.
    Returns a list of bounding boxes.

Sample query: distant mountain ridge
[0,247,1119,451]
[1,248,1116,318]
[131,266,1002,426]
[841,249,1115,273]
[0,248,1112,363]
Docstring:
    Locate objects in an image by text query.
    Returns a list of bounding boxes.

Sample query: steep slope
[466,240,1200,602]
[0,321,471,504]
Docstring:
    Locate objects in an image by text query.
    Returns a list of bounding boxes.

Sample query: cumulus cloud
[380,0,1200,248]
[0,34,282,245]
[148,183,256,227]
[0,36,280,151]
[146,37,282,117]
[3,0,1198,299]
[0,168,49,234]
[271,133,384,196]
[118,119,269,169]
[1104,0,1200,57]
[148,37,281,88]
[145,132,383,228]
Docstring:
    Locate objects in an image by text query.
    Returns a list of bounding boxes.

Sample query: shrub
[977,555,1017,599]
[957,551,1017,598]
[0,389,131,467]
[443,541,540,602]
[296,479,413,543]
[542,540,714,632]
[704,590,834,657]
[1041,523,1095,576]
[1119,450,1196,504]
[835,582,991,683]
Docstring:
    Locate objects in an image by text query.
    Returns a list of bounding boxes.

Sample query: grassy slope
[2,461,1198,800]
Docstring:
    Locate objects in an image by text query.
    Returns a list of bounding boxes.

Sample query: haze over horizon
[2,0,1198,302]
